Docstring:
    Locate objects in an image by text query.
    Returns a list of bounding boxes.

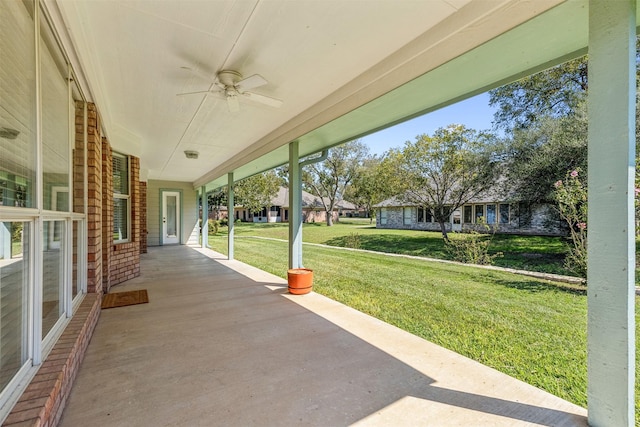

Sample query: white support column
[587,1,636,426]
[289,141,302,269]
[201,186,208,249]
[227,173,234,260]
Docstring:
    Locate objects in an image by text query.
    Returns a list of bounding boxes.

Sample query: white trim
[113,153,131,244]
[0,362,37,424]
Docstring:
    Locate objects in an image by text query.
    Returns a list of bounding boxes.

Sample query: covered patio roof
[46,0,623,190]
[59,245,587,426]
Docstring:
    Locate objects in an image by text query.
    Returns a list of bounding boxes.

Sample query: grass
[224,219,571,276]
[209,220,640,421]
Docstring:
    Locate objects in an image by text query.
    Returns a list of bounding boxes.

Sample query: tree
[234,170,281,216]
[490,40,639,132]
[303,140,368,226]
[396,124,500,241]
[492,52,638,207]
[499,110,588,204]
[346,153,404,223]
[207,189,227,220]
[489,57,587,131]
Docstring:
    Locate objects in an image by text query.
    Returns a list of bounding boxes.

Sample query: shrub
[208,219,220,235]
[445,219,502,265]
[344,232,361,249]
[553,168,587,278]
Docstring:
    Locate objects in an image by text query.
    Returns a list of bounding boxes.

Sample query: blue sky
[361,92,497,155]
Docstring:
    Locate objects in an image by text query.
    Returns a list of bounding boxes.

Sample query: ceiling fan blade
[176,90,213,96]
[227,95,240,112]
[242,91,283,108]
[235,74,267,91]
[180,66,215,82]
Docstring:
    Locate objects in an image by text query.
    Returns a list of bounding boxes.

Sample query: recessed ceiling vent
[184,150,199,159]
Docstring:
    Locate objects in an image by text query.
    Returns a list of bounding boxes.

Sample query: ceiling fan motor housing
[218,70,243,87]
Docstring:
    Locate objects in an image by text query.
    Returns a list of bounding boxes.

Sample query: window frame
[112,152,130,244]
[474,204,484,223]
[0,2,88,417]
[486,204,497,224]
[463,205,473,224]
[403,207,413,225]
[499,203,510,224]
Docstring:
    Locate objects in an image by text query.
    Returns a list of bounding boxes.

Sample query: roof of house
[233,187,356,210]
[374,186,517,208]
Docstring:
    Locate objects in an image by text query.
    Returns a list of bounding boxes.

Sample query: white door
[162,191,180,245]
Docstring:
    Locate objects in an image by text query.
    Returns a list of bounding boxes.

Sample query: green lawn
[209,222,640,421]
[224,219,570,275]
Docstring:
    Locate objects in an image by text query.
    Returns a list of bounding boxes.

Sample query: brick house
[375,194,565,236]
[232,187,357,223]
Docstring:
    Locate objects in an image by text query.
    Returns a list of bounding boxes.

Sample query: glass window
[0,222,30,393]
[463,205,472,223]
[425,209,433,223]
[41,18,70,212]
[403,207,412,225]
[474,205,484,223]
[417,207,424,223]
[486,204,496,224]
[380,208,387,225]
[42,220,65,338]
[0,1,37,208]
[113,153,129,242]
[499,204,510,224]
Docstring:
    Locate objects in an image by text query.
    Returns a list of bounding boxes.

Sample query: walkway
[59,245,587,426]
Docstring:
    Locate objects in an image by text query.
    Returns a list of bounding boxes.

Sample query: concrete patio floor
[59,245,587,426]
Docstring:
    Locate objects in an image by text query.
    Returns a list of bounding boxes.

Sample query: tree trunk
[326,211,333,226]
[439,220,449,242]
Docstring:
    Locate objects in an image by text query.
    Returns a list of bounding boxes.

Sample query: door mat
[101,289,149,309]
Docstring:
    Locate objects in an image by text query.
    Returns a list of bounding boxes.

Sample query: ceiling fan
[178,68,282,112]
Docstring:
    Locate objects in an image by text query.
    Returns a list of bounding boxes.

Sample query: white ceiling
[48,0,619,190]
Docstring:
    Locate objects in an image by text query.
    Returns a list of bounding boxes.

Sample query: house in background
[375,192,564,236]
[232,187,357,223]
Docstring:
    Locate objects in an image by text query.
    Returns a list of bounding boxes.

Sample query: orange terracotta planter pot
[287,268,313,295]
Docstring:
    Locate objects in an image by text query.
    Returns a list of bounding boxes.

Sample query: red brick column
[73,101,85,214]
[101,138,113,293]
[85,103,102,294]
[130,157,140,245]
[140,181,147,254]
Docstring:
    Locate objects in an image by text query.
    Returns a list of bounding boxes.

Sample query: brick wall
[85,103,102,294]
[109,156,141,286]
[100,146,141,288]
[3,295,101,427]
[73,100,84,214]
[139,181,147,254]
[101,138,113,293]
